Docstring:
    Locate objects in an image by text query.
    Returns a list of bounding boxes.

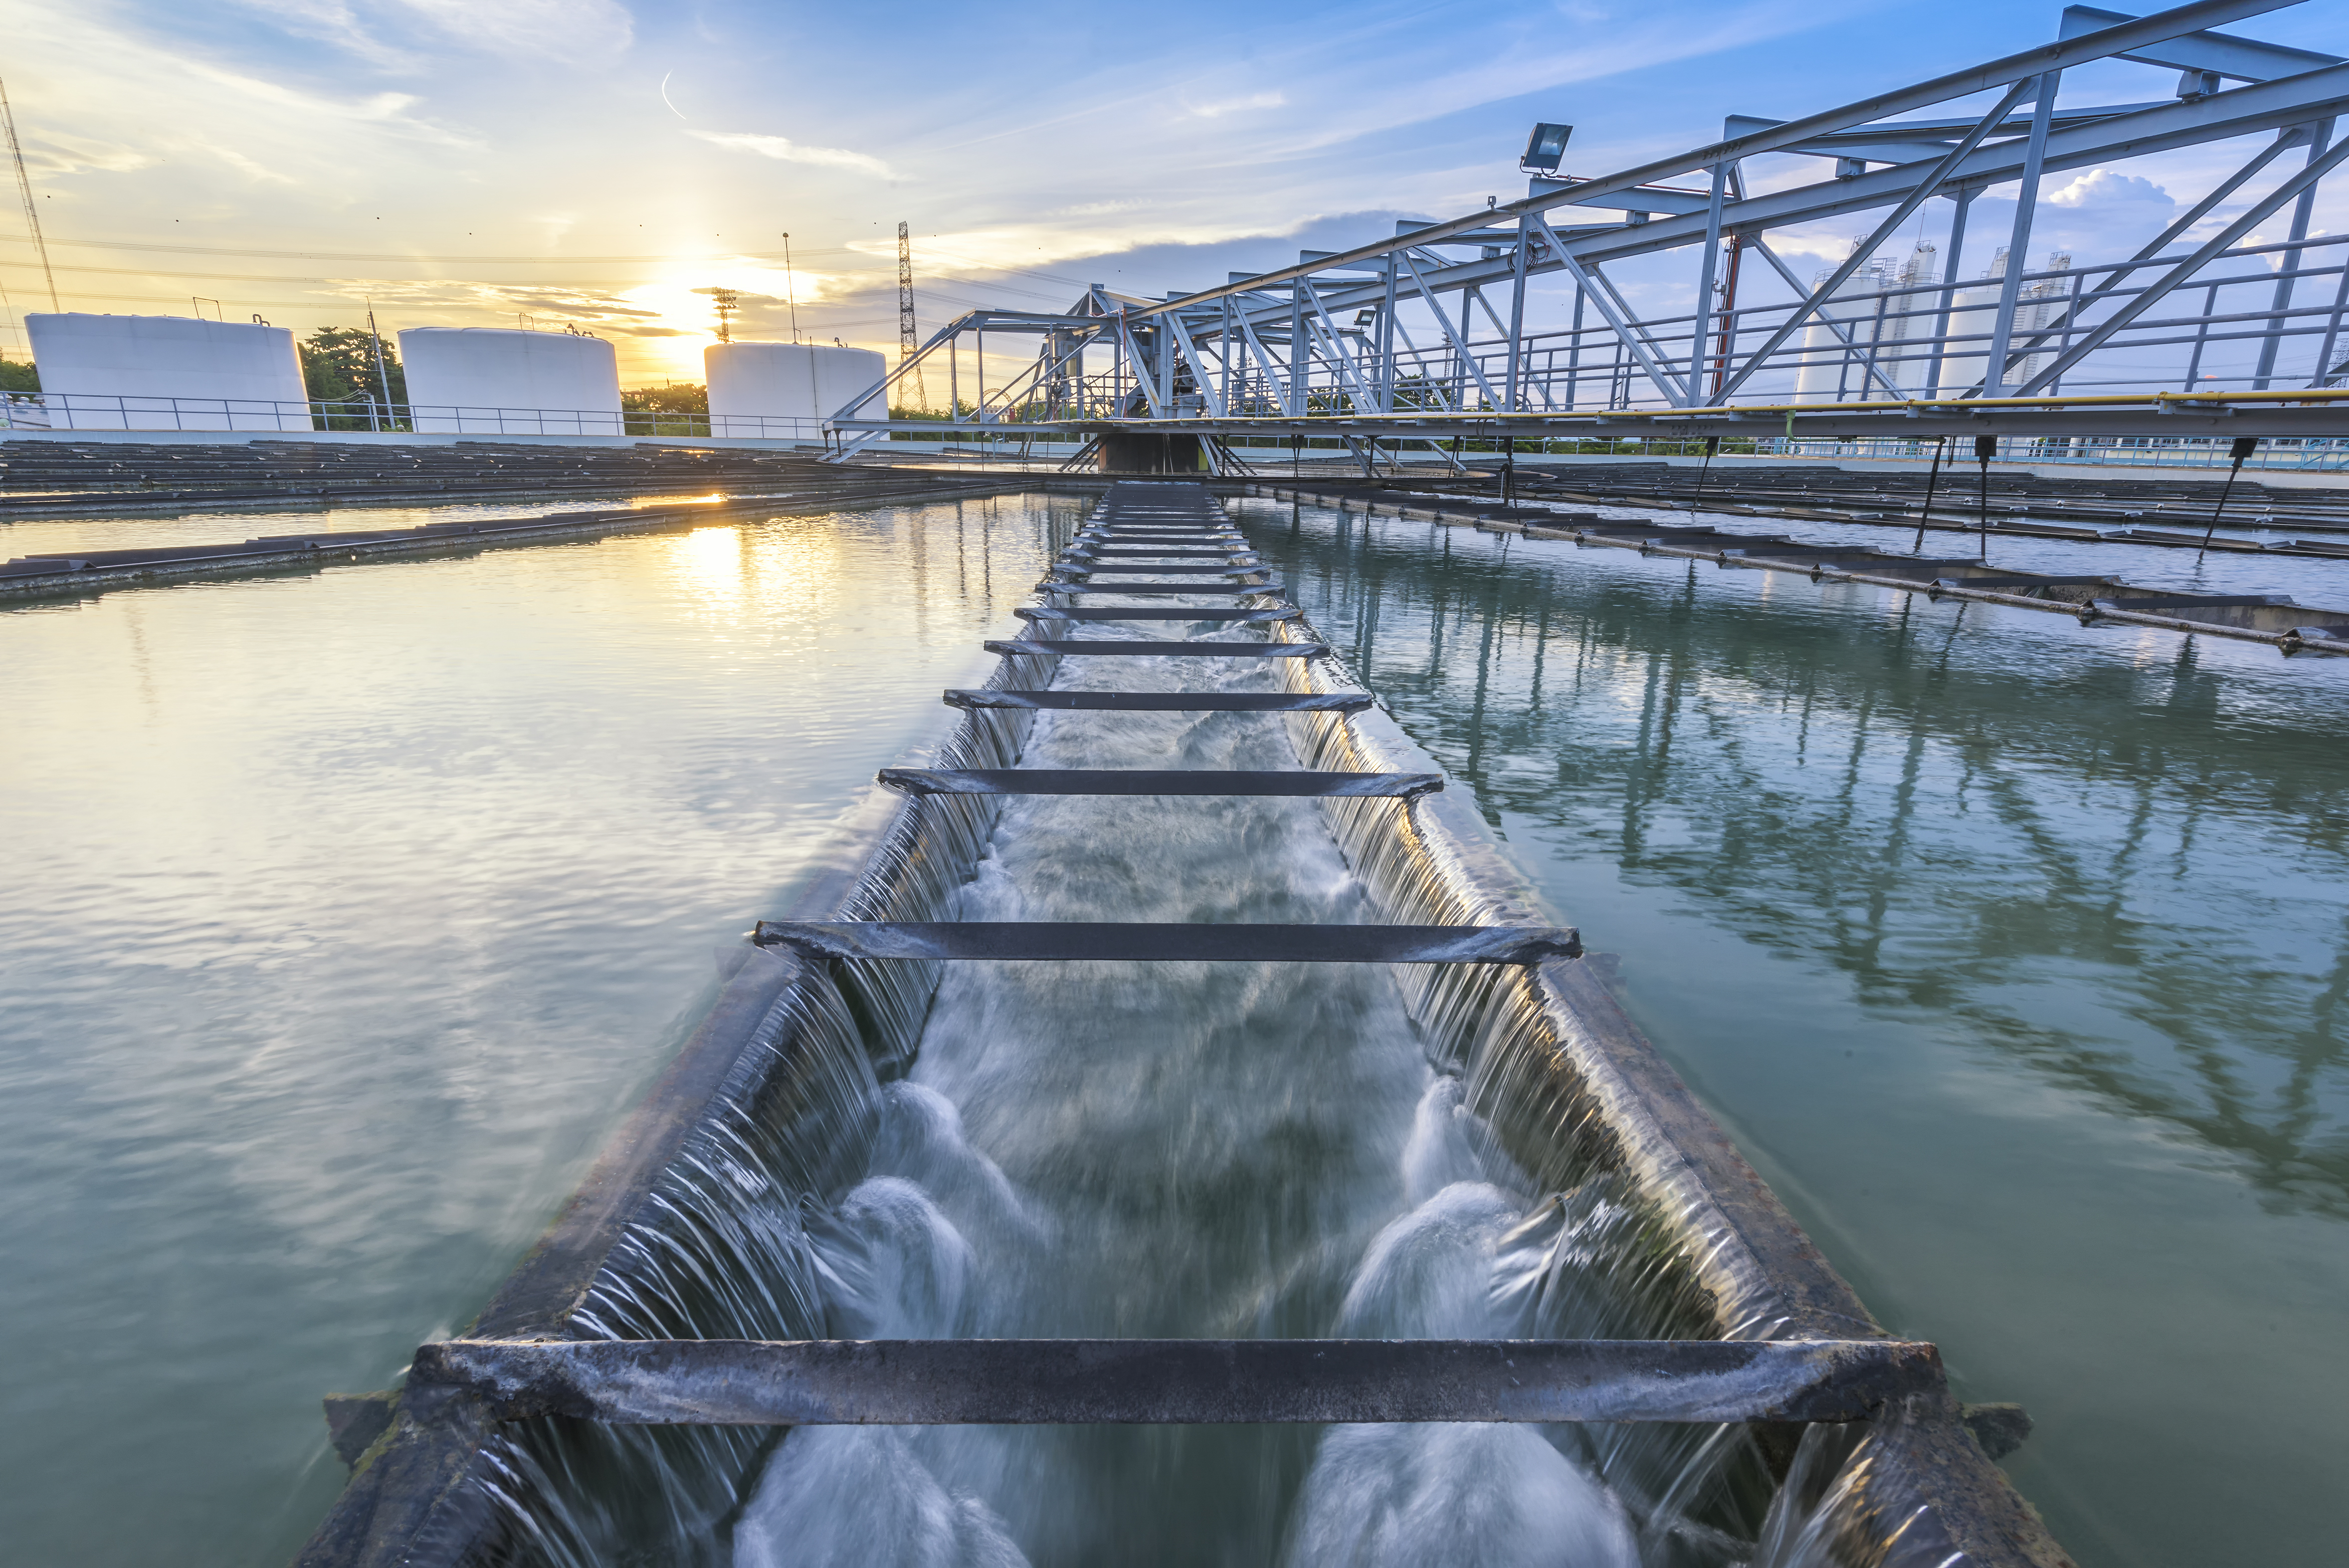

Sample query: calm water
[2,488,2342,1566]
[0,496,1077,1567]
[1236,495,2349,1568]
[0,492,724,562]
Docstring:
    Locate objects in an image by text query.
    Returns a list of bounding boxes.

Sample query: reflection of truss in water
[833,1,2349,462]
[1280,511,2349,1216]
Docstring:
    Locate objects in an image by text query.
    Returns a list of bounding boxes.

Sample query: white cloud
[222,0,420,68]
[205,145,300,186]
[393,0,634,65]
[2047,169,2174,212]
[1187,91,1287,119]
[20,131,158,178]
[688,130,901,183]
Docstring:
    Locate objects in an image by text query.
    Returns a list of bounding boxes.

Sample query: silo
[1879,243,1938,393]
[1793,259,1893,402]
[2011,251,2073,391]
[1950,250,2013,394]
[705,342,888,435]
[399,327,621,434]
[23,313,310,430]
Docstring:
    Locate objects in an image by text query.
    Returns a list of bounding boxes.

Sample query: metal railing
[0,393,827,441]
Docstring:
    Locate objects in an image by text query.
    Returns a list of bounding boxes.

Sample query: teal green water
[2,489,2342,1566]
[0,497,1077,1566]
[1235,495,2349,1568]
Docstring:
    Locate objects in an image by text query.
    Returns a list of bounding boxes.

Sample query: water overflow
[305,480,2057,1568]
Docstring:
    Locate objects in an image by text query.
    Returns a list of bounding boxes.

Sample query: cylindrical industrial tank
[1793,263,1893,403]
[399,327,621,434]
[23,313,310,430]
[705,342,887,436]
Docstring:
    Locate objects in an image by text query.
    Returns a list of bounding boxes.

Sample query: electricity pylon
[897,221,926,412]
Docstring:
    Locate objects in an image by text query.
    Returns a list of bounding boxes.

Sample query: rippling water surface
[3,486,2342,1568]
[0,497,1073,1565]
[1238,494,2349,1568]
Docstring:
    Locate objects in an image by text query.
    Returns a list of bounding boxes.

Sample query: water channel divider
[1014,605,1299,622]
[982,639,1328,658]
[300,479,2069,1568]
[408,1337,1941,1426]
[749,921,1580,964]
[875,768,1444,797]
[1041,581,1291,595]
[942,689,1373,712]
[1050,565,1266,578]
[1258,482,2349,657]
[0,475,1046,602]
[1069,546,1258,557]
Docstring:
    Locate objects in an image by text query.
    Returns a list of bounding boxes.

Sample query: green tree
[621,383,707,414]
[0,356,37,396]
[299,327,405,408]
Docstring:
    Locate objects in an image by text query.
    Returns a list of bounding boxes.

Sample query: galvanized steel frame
[828,0,2349,450]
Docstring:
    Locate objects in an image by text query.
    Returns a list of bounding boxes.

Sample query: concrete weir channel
[302,479,2065,1567]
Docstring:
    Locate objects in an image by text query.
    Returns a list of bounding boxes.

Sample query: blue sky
[3,0,2347,383]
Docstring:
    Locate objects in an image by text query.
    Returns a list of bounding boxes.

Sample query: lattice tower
[897,221,926,411]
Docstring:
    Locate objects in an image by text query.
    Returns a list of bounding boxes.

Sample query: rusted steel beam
[410,1337,1941,1427]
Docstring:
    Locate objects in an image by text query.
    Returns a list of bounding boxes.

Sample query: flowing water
[483,493,1791,1568]
[2,485,2342,1567]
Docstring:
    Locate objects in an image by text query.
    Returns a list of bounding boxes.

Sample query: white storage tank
[706,342,887,435]
[1793,262,1891,403]
[24,313,309,430]
[399,327,621,434]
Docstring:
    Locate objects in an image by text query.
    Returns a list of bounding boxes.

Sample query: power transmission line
[0,74,58,312]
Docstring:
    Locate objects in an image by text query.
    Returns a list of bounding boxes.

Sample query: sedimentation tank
[300,479,2066,1568]
[706,341,887,429]
[398,327,621,434]
[21,313,310,431]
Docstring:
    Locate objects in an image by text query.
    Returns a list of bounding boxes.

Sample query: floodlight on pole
[1521,123,1573,175]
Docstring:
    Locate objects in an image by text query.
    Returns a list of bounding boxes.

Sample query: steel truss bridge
[829,0,2349,470]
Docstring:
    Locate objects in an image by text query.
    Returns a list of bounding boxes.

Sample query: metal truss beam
[822,1,2349,455]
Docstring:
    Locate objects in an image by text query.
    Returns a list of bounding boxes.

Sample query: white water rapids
[726,582,1642,1566]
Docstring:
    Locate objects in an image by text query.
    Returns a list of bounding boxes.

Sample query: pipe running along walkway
[1263,478,2349,656]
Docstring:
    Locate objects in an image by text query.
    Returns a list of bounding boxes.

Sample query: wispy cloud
[687,130,901,183]
[19,131,159,178]
[1187,91,1287,119]
[394,0,634,66]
